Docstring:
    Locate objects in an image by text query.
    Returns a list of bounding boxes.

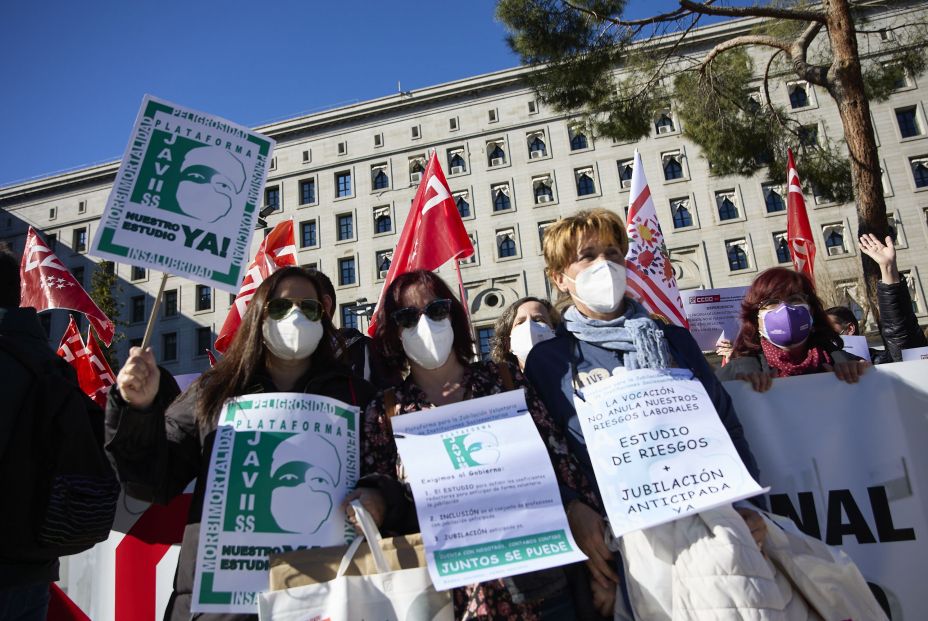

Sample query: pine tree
[89,260,123,368]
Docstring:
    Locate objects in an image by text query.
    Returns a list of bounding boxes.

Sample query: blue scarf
[563,299,672,370]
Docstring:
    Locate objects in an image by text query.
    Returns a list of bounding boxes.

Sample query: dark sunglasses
[265,297,324,322]
[391,298,452,329]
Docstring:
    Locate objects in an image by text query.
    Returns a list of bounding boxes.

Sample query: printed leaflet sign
[91,94,274,292]
[192,393,359,613]
[680,286,748,352]
[391,390,586,590]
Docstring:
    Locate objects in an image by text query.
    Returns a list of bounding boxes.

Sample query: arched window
[912,160,928,188]
[765,188,786,212]
[372,169,389,190]
[448,153,465,170]
[825,229,845,253]
[488,145,506,166]
[493,189,511,212]
[576,173,595,196]
[663,157,683,180]
[776,238,791,263]
[672,202,692,228]
[619,163,634,187]
[655,113,675,134]
[570,131,588,151]
[375,214,391,234]
[498,235,517,258]
[378,254,391,274]
[528,136,547,156]
[534,182,553,203]
[717,196,739,220]
[727,243,749,271]
[789,84,809,109]
[456,195,470,218]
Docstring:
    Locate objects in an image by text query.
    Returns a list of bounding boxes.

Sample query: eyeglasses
[759,293,809,310]
[391,299,452,329]
[265,297,324,322]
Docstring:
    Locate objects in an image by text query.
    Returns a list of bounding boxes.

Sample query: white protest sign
[681,287,748,352]
[727,361,928,621]
[842,335,872,362]
[901,346,928,361]
[391,390,586,591]
[574,368,765,537]
[192,393,359,613]
[91,94,274,293]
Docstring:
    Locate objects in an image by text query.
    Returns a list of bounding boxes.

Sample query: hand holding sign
[116,347,161,409]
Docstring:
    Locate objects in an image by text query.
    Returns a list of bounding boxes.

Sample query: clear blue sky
[0,1,747,187]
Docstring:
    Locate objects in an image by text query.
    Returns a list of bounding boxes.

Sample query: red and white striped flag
[786,148,817,283]
[214,220,297,353]
[55,315,115,408]
[624,150,688,327]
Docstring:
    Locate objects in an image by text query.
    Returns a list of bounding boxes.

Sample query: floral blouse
[360,359,598,621]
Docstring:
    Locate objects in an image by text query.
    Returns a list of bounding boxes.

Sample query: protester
[490,296,560,370]
[106,266,376,621]
[719,267,868,391]
[522,209,766,617]
[826,233,927,363]
[345,269,598,620]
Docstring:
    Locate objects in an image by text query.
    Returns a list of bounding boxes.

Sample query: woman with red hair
[718,267,868,391]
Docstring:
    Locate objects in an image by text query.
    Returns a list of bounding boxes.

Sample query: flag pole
[141,272,169,350]
[453,259,478,348]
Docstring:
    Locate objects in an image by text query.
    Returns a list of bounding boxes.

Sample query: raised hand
[116,346,161,409]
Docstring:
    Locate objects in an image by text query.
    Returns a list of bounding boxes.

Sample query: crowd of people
[3,207,925,620]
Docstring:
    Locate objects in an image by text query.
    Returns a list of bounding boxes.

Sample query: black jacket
[105,365,375,621]
[875,280,927,363]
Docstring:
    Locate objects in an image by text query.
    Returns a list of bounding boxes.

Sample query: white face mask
[262,307,324,361]
[401,316,455,370]
[565,259,627,314]
[509,320,556,362]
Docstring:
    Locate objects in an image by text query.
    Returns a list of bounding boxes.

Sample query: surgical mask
[565,260,627,314]
[401,316,455,369]
[176,180,233,223]
[509,320,555,362]
[262,307,324,360]
[759,303,813,349]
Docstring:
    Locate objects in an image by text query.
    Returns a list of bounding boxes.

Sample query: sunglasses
[265,297,324,322]
[391,298,452,329]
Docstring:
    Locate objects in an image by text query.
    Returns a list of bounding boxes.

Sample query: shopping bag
[258,502,452,621]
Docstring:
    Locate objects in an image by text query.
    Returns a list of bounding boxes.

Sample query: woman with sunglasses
[717,267,868,392]
[105,267,375,621]
[345,270,598,620]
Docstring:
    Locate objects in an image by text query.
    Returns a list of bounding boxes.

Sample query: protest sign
[391,390,585,591]
[192,393,359,613]
[680,286,748,352]
[575,368,765,537]
[727,360,928,621]
[901,346,928,361]
[841,335,872,362]
[91,95,274,293]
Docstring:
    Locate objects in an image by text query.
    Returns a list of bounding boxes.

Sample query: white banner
[391,390,586,590]
[727,360,928,621]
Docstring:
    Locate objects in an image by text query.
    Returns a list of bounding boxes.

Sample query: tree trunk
[823,0,888,329]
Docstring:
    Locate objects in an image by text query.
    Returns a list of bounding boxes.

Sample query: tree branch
[678,0,825,23]
[790,21,829,86]
[562,0,693,28]
[700,35,790,70]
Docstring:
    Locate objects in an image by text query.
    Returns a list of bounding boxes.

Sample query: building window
[910,157,928,188]
[618,159,634,188]
[49,207,57,220]
[300,179,316,205]
[196,285,212,311]
[373,133,383,147]
[335,171,352,198]
[45,233,57,250]
[372,165,389,190]
[896,106,922,138]
[477,326,495,361]
[337,213,354,241]
[162,332,177,362]
[726,239,750,271]
[340,304,359,330]
[72,228,87,252]
[662,152,684,181]
[763,184,786,213]
[411,125,421,139]
[533,177,554,204]
[449,117,459,131]
[773,233,791,263]
[131,295,145,323]
[163,289,178,317]
[715,191,739,221]
[569,125,589,151]
[269,157,277,171]
[900,270,922,313]
[131,265,146,280]
[447,148,466,175]
[373,206,392,234]
[788,82,810,109]
[302,149,311,163]
[487,142,506,167]
[197,327,212,356]
[798,124,819,147]
[461,233,478,265]
[496,229,518,259]
[338,257,356,286]
[300,220,317,248]
[454,192,471,218]
[527,132,547,158]
[409,157,425,183]
[375,250,392,279]
[884,62,912,91]
[823,224,848,256]
[575,168,596,196]
[488,108,498,123]
[78,200,86,214]
[528,100,538,114]
[670,198,693,228]
[337,141,347,155]
[655,112,675,135]
[492,185,512,212]
[265,186,280,211]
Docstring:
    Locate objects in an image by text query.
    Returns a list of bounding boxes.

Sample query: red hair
[730,267,841,359]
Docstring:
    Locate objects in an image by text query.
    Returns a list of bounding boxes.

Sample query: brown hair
[542,209,629,308]
[490,296,560,364]
[730,267,841,359]
[196,266,340,425]
[372,270,474,369]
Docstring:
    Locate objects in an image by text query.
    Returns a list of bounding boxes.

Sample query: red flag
[20,227,115,345]
[214,220,297,353]
[206,349,217,367]
[56,315,85,363]
[81,328,116,408]
[786,148,817,283]
[624,150,689,327]
[367,153,473,335]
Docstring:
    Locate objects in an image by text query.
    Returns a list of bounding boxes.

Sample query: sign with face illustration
[91,95,274,293]
[192,393,359,614]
